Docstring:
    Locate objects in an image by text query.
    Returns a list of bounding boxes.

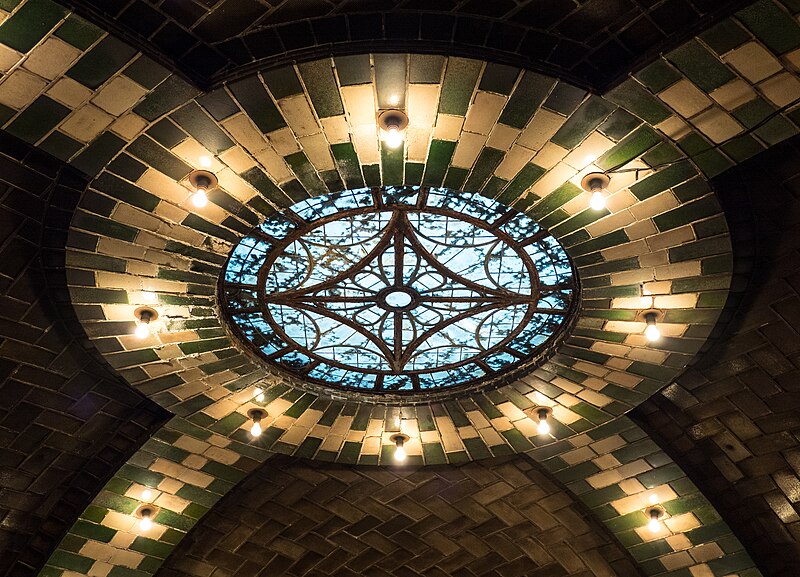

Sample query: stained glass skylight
[221,186,576,395]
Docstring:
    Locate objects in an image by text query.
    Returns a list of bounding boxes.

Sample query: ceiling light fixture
[527,406,553,435]
[378,110,409,150]
[390,433,409,462]
[134,504,158,532]
[188,170,218,208]
[581,172,611,211]
[247,408,266,437]
[645,505,665,533]
[133,306,158,339]
[643,310,662,342]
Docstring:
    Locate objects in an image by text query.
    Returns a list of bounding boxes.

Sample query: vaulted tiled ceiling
[58,0,752,89]
[155,454,643,577]
[1,1,800,577]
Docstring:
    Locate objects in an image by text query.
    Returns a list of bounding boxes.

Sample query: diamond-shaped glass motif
[222,186,576,393]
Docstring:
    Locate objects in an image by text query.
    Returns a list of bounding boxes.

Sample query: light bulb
[384,126,403,149]
[192,188,208,207]
[648,517,661,533]
[536,408,550,435]
[644,324,661,341]
[394,445,407,462]
[250,420,262,437]
[134,322,150,339]
[141,489,152,501]
[537,418,550,435]
[139,509,153,532]
[590,190,606,210]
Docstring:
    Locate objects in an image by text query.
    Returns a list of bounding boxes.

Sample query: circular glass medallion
[221,186,577,396]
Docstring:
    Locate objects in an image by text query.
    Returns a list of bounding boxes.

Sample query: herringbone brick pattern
[157,455,640,577]
[0,132,169,577]
[634,133,800,577]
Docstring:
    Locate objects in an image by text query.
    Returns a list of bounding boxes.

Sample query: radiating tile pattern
[607,0,800,177]
[0,2,796,577]
[0,130,170,577]
[56,0,749,89]
[633,133,800,577]
[40,414,760,577]
[156,454,642,577]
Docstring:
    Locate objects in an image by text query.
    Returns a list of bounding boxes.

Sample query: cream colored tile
[110,113,147,140]
[532,141,569,169]
[655,116,692,141]
[408,84,439,128]
[724,41,783,83]
[92,76,148,115]
[267,126,301,155]
[254,146,293,182]
[463,91,506,135]
[563,132,615,169]
[352,123,380,165]
[0,43,21,73]
[486,124,520,150]
[517,109,566,151]
[299,132,335,171]
[406,126,431,162]
[279,94,319,137]
[47,77,92,108]
[223,114,269,154]
[758,72,800,107]
[451,131,486,168]
[0,68,46,109]
[219,146,256,173]
[530,163,576,198]
[61,104,115,142]
[433,114,464,140]
[658,79,712,117]
[691,107,743,143]
[320,115,350,143]
[494,144,535,180]
[709,79,757,111]
[23,38,80,80]
[342,84,376,126]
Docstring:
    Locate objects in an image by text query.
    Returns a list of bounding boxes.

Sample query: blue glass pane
[222,187,575,393]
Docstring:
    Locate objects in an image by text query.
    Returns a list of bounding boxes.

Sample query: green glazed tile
[298,59,344,118]
[374,53,407,109]
[67,36,137,89]
[334,54,371,86]
[39,131,84,161]
[635,60,682,93]
[262,66,303,99]
[479,62,519,95]
[331,142,365,188]
[605,79,671,125]
[55,15,102,50]
[0,0,67,52]
[464,147,504,191]
[442,166,468,189]
[228,76,286,133]
[551,96,615,149]
[499,71,555,128]
[381,143,404,185]
[737,0,800,54]
[666,40,735,92]
[422,139,456,186]
[6,96,69,144]
[543,82,586,115]
[409,54,444,84]
[700,19,752,55]
[438,57,482,116]
[597,126,662,171]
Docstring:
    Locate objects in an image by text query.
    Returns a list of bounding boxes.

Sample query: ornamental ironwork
[220,186,577,395]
